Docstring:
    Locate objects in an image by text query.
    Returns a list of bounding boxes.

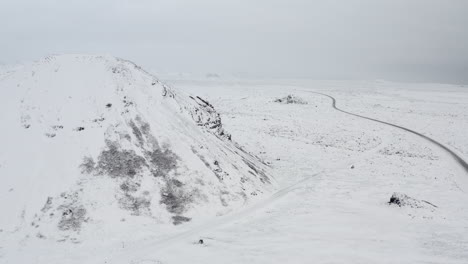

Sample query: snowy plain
[1,58,468,263]
[151,79,468,264]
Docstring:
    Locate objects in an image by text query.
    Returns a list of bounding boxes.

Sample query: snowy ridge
[0,55,274,249]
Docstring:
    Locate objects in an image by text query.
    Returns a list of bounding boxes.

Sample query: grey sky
[1,0,467,83]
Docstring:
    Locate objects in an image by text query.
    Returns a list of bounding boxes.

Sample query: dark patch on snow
[21,114,31,129]
[129,120,144,145]
[243,158,270,184]
[388,192,437,209]
[274,95,307,105]
[57,205,87,231]
[147,148,178,177]
[123,97,134,108]
[92,117,105,123]
[120,180,140,193]
[160,179,200,215]
[80,156,96,174]
[138,118,152,138]
[160,187,190,215]
[94,141,147,178]
[171,179,183,188]
[118,194,151,215]
[74,126,85,131]
[172,215,191,225]
[45,133,56,138]
[41,197,53,212]
[106,103,112,108]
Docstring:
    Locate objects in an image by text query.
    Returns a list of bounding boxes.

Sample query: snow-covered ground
[145,79,468,264]
[1,60,468,263]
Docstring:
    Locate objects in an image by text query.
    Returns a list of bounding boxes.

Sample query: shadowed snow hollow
[0,55,274,242]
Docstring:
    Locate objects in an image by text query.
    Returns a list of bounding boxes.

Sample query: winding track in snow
[305,91,468,174]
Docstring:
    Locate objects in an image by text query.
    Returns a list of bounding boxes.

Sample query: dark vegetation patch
[160,178,202,216]
[129,120,144,145]
[172,215,191,225]
[120,180,140,192]
[45,133,56,138]
[106,103,112,108]
[94,141,147,178]
[78,116,204,219]
[138,117,151,135]
[74,126,85,131]
[147,148,178,177]
[57,205,87,231]
[160,181,193,215]
[80,156,96,174]
[118,194,151,215]
[130,117,179,178]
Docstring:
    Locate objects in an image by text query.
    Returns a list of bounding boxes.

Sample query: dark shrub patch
[95,141,146,178]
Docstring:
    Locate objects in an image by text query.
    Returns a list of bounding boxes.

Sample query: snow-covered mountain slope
[0,55,273,245]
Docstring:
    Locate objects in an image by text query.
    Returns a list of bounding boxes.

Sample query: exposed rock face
[274,95,308,105]
[0,54,275,240]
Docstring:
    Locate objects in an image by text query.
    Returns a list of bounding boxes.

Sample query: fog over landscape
[1,0,468,83]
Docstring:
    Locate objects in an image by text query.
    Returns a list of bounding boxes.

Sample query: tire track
[305,91,468,174]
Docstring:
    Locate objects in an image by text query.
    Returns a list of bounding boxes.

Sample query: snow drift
[0,54,273,242]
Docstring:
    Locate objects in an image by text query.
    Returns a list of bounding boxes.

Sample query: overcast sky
[1,0,467,83]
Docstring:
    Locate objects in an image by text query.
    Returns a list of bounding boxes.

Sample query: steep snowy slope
[0,55,273,246]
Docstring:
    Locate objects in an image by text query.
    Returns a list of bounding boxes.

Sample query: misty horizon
[1,0,467,84]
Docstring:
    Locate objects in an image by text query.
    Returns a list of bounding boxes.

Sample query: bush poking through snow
[388,192,437,209]
[118,194,151,215]
[80,156,96,174]
[57,205,87,231]
[172,215,191,225]
[274,95,307,105]
[160,182,192,215]
[95,141,147,178]
[146,148,178,177]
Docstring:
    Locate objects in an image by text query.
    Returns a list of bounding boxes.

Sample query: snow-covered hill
[0,55,273,248]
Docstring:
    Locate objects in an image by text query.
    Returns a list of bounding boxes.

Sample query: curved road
[306,91,468,174]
